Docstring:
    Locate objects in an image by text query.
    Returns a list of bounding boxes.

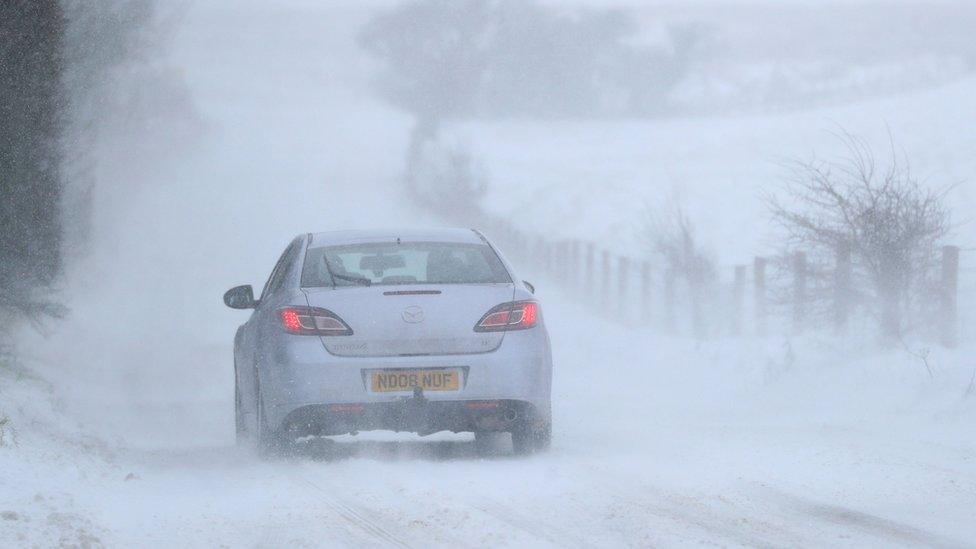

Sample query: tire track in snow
[468,496,596,548]
[770,490,971,549]
[615,490,789,547]
[300,477,412,548]
[578,464,798,547]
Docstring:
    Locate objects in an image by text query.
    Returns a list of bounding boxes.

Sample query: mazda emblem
[401,305,425,323]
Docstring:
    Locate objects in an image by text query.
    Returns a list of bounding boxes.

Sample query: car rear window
[301,241,512,287]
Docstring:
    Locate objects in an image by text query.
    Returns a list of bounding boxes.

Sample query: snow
[451,75,976,264]
[2,1,975,547]
[5,293,974,546]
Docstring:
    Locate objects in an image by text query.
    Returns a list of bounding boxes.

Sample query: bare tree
[361,1,708,215]
[359,0,703,123]
[407,137,488,220]
[0,1,67,333]
[767,132,953,341]
[644,201,715,338]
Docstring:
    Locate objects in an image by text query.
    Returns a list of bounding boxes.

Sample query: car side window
[259,253,287,302]
[261,239,302,300]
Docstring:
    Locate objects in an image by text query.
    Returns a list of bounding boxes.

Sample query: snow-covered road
[11,293,975,547]
[11,266,975,546]
[69,434,975,548]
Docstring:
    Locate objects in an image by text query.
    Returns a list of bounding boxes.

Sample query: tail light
[465,401,500,410]
[329,403,364,413]
[474,300,539,332]
[279,307,353,336]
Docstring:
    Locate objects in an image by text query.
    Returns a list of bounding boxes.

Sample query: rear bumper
[280,398,544,437]
[259,329,552,433]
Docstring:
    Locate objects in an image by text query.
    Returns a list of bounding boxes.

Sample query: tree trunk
[877,273,902,343]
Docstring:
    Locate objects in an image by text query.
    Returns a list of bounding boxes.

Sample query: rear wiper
[322,255,371,287]
[332,273,371,286]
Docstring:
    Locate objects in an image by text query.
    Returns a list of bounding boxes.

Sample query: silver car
[224,228,552,455]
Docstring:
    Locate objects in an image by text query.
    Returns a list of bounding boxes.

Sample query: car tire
[254,378,283,456]
[511,421,552,456]
[473,431,505,455]
[234,379,247,446]
[533,421,552,452]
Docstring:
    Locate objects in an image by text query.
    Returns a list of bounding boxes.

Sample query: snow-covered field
[456,79,976,264]
[2,2,975,547]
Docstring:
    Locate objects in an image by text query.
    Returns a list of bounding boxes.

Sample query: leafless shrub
[0,281,67,334]
[767,131,953,341]
[647,204,715,288]
[899,340,934,378]
[644,201,716,337]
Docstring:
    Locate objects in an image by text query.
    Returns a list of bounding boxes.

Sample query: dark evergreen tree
[0,0,67,321]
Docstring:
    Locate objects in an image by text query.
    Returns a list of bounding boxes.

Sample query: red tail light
[465,401,500,410]
[329,403,364,413]
[278,307,353,336]
[474,300,539,332]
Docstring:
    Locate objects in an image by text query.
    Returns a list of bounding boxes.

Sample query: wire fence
[466,212,967,346]
[958,249,976,344]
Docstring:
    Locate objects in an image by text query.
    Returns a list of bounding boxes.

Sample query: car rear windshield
[301,241,512,287]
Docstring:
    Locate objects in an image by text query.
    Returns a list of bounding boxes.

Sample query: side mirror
[223,285,256,309]
[523,280,535,294]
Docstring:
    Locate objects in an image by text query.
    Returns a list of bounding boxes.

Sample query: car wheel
[254,379,283,455]
[511,421,551,456]
[473,431,505,455]
[234,379,247,446]
[534,421,552,452]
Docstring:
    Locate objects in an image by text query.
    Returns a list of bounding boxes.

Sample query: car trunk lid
[302,283,516,357]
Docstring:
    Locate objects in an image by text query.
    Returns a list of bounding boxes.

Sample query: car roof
[308,228,485,247]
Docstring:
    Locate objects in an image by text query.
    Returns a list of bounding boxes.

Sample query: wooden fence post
[641,261,652,324]
[834,243,852,332]
[533,237,545,271]
[618,256,630,320]
[549,241,562,276]
[602,250,612,307]
[545,240,555,275]
[569,240,580,291]
[509,230,521,261]
[754,257,767,336]
[550,240,559,279]
[732,265,746,336]
[555,241,567,285]
[564,241,573,287]
[516,231,527,262]
[941,245,960,348]
[793,251,807,333]
[586,242,596,303]
[499,224,512,255]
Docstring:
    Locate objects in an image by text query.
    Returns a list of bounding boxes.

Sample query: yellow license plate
[370,369,460,392]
